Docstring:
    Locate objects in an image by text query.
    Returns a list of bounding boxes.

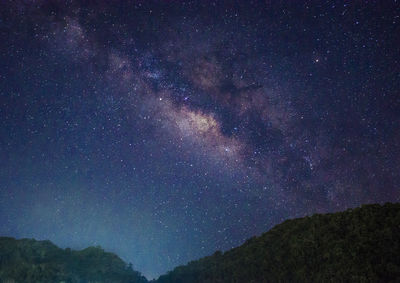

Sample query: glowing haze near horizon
[0,0,399,279]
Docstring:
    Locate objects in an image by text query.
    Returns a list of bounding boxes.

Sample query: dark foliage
[2,203,400,282]
[0,237,147,283]
[156,203,400,283]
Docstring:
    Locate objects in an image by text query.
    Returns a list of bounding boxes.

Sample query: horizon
[2,201,398,280]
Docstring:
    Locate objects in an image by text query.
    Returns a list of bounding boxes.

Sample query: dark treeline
[156,203,400,283]
[0,237,147,283]
[1,203,400,282]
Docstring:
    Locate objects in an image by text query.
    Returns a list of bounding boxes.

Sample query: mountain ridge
[1,202,400,282]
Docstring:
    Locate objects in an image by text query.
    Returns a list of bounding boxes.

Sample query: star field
[1,0,399,279]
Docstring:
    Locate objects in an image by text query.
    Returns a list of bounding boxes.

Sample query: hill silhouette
[1,203,400,282]
[0,237,147,283]
[156,203,400,282]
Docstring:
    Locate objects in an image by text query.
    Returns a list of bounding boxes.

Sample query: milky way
[1,1,399,279]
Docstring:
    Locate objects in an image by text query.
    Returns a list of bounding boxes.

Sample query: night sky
[1,0,400,279]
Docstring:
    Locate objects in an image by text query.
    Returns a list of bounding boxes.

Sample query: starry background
[0,0,399,279]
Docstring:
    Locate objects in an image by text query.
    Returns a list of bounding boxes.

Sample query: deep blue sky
[1,0,399,279]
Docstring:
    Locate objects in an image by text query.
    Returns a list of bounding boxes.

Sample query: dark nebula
[0,0,399,279]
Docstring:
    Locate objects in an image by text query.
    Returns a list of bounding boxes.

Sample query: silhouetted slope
[1,203,400,283]
[156,203,400,283]
[0,237,147,283]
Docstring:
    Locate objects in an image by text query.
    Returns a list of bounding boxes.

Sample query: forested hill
[0,237,147,283]
[156,203,400,283]
[1,203,400,283]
